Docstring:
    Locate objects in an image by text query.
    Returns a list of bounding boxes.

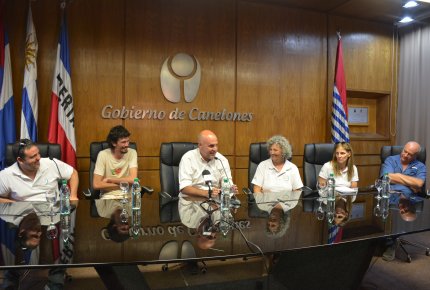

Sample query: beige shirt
[94,148,138,198]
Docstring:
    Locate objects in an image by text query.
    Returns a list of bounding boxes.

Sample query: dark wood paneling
[236,1,328,155]
[5,0,396,196]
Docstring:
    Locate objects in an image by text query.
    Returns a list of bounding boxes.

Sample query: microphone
[202,170,213,199]
[214,156,231,186]
[50,157,64,190]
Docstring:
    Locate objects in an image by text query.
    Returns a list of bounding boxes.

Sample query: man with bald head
[381,141,426,261]
[179,130,237,198]
[380,141,426,195]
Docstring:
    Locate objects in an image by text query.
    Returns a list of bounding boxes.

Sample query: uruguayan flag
[20,5,38,141]
[0,17,16,170]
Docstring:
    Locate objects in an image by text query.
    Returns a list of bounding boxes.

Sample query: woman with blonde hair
[318,142,358,188]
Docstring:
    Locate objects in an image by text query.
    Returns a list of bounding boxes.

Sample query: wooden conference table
[1,189,429,289]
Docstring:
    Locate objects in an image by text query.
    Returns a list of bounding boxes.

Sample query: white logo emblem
[160,53,201,103]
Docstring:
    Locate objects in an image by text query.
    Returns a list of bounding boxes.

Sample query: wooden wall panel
[236,1,328,156]
[328,16,394,92]
[4,0,397,195]
[124,0,236,156]
[68,0,125,156]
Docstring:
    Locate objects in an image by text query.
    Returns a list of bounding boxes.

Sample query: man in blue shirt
[381,141,426,261]
[380,141,426,195]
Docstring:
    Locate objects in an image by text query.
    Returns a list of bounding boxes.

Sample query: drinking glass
[46,221,58,240]
[316,181,327,196]
[315,197,325,221]
[373,197,382,217]
[119,182,129,202]
[326,211,334,224]
[374,179,383,197]
[45,189,57,216]
[45,189,58,239]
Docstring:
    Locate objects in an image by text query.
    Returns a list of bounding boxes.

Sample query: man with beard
[93,125,138,199]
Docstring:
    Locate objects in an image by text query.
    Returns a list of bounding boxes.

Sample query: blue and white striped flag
[20,5,38,141]
[331,34,350,143]
[328,224,343,244]
[0,2,17,170]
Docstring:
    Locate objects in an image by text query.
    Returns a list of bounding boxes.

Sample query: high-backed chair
[380,145,428,262]
[159,142,197,223]
[5,143,61,167]
[88,141,138,199]
[244,142,270,217]
[248,143,270,191]
[87,141,153,217]
[303,143,335,190]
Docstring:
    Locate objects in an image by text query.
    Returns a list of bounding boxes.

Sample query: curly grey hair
[266,135,292,161]
[266,210,291,239]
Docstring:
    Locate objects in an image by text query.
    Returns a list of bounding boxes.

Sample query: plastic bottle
[60,214,71,243]
[326,173,336,224]
[221,178,231,212]
[381,173,391,199]
[219,178,232,236]
[132,178,141,210]
[131,178,141,236]
[327,173,336,202]
[60,179,70,215]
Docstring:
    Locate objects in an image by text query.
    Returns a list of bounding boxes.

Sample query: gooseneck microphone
[50,157,63,189]
[202,169,213,199]
[215,156,241,209]
[214,156,231,186]
[49,156,63,180]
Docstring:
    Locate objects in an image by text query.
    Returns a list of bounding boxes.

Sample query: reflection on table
[1,189,430,269]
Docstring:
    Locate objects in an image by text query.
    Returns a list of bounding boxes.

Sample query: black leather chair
[88,142,139,199]
[380,145,429,262]
[248,143,270,191]
[159,142,197,223]
[5,143,61,167]
[244,142,270,217]
[303,143,335,190]
[87,142,152,217]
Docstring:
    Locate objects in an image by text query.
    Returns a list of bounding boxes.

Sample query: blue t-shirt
[380,155,426,195]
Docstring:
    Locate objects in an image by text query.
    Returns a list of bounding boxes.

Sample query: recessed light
[399,16,414,23]
[403,1,419,8]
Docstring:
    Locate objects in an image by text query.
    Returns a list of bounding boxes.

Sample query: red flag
[48,12,76,168]
[331,33,350,143]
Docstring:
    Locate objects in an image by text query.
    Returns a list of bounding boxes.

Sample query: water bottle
[381,173,391,199]
[327,173,336,202]
[60,179,70,215]
[132,178,141,210]
[60,213,71,243]
[131,208,141,237]
[131,178,141,236]
[219,178,232,236]
[326,173,336,224]
[221,178,231,212]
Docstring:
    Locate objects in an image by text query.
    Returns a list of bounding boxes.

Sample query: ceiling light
[399,16,415,23]
[403,1,419,8]
[417,0,430,3]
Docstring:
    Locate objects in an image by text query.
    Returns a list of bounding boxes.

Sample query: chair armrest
[242,187,252,195]
[141,185,154,195]
[159,191,179,207]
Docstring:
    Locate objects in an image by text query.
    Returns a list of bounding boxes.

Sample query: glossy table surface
[1,190,429,269]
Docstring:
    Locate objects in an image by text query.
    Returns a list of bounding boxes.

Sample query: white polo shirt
[0,158,73,201]
[252,159,304,192]
[318,161,359,188]
[178,149,232,195]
